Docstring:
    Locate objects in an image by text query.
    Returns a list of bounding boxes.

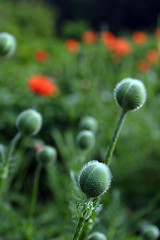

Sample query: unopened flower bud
[114,78,146,112]
[87,232,107,240]
[36,146,57,165]
[79,116,98,133]
[76,130,95,150]
[79,160,111,198]
[0,32,16,57]
[141,224,160,240]
[16,109,42,136]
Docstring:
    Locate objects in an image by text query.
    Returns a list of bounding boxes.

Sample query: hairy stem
[73,216,86,240]
[105,109,127,166]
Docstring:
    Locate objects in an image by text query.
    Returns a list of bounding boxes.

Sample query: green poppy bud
[16,109,42,136]
[0,32,16,57]
[79,160,111,198]
[114,78,146,112]
[79,116,98,133]
[142,224,160,240]
[36,146,57,165]
[87,232,107,240]
[76,130,95,150]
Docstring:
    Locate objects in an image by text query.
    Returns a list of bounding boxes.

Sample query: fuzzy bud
[0,32,16,57]
[79,160,111,198]
[16,109,42,136]
[142,224,160,240]
[87,232,107,240]
[76,130,95,150]
[36,146,57,165]
[79,116,98,133]
[114,78,146,112]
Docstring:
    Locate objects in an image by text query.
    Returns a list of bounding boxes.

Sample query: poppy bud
[79,116,98,133]
[0,32,16,57]
[16,109,42,136]
[76,130,95,150]
[87,232,107,240]
[141,224,160,240]
[36,146,57,165]
[79,160,111,198]
[114,78,146,112]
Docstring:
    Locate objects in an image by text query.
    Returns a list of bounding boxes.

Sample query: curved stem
[0,132,22,196]
[105,109,127,166]
[28,164,42,221]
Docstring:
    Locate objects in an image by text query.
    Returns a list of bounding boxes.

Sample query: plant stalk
[28,164,42,221]
[105,109,127,166]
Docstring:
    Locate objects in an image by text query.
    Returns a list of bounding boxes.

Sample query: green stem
[73,216,86,240]
[28,164,42,221]
[0,132,22,196]
[105,109,127,166]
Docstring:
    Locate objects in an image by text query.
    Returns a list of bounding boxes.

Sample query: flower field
[0,1,160,240]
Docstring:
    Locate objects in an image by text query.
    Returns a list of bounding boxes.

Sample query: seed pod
[36,146,57,165]
[87,232,107,240]
[79,116,98,133]
[142,224,160,240]
[79,160,111,198]
[16,109,42,136]
[0,32,16,57]
[76,130,95,150]
[114,78,146,112]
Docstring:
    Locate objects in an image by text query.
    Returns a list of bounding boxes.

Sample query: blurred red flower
[101,31,115,46]
[65,39,80,53]
[107,37,132,57]
[146,49,159,64]
[82,31,98,44]
[132,31,147,45]
[28,75,60,97]
[33,50,49,63]
[137,60,152,73]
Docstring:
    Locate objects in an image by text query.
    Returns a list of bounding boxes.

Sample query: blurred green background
[0,0,160,240]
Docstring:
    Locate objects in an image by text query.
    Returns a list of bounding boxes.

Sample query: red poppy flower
[146,49,159,64]
[106,37,132,57]
[33,50,49,63]
[132,31,147,45]
[101,31,115,46]
[82,31,98,44]
[28,75,60,97]
[65,39,80,53]
[137,60,152,73]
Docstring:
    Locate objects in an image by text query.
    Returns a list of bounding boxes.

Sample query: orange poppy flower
[132,31,147,45]
[146,49,159,64]
[33,50,49,63]
[107,37,132,57]
[65,39,80,53]
[82,31,98,44]
[137,60,152,73]
[28,75,60,97]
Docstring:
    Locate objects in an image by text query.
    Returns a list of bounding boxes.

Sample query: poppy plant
[65,39,80,53]
[154,28,160,40]
[28,75,60,97]
[132,31,147,46]
[82,31,98,44]
[33,50,49,63]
